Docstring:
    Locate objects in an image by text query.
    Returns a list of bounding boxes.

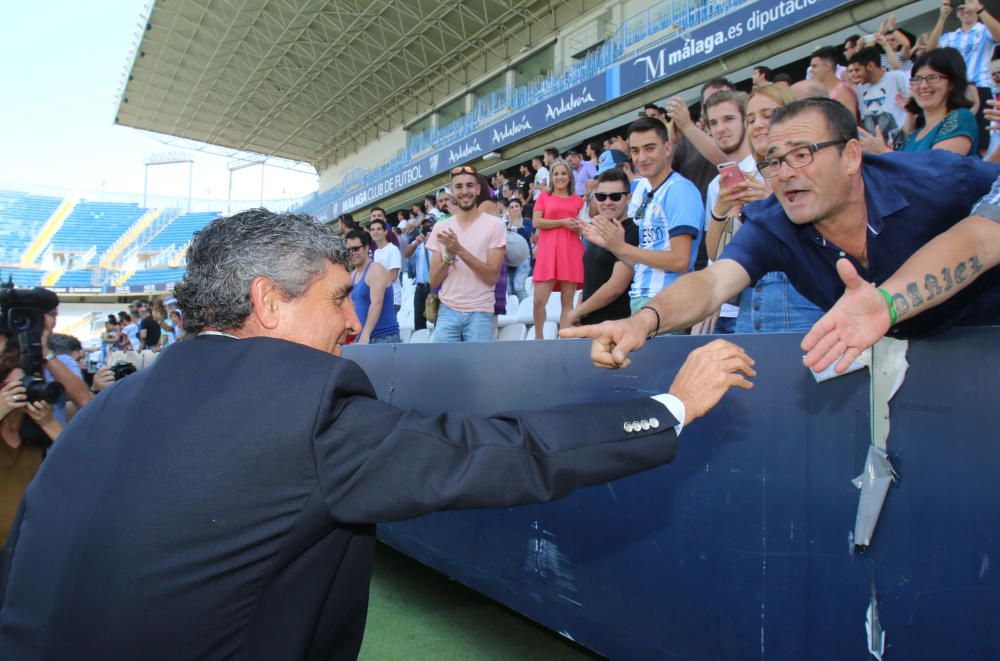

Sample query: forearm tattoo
[889,255,984,318]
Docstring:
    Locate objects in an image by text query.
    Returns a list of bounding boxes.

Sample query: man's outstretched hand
[559,314,650,368]
[801,258,892,373]
[668,339,755,423]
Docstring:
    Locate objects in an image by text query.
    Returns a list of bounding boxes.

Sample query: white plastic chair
[409,328,431,343]
[497,293,520,328]
[514,296,535,325]
[528,321,558,340]
[545,292,562,323]
[497,323,527,341]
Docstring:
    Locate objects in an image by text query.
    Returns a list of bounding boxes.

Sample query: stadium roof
[115,0,592,167]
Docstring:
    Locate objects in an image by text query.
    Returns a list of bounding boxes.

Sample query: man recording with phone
[694,90,754,334]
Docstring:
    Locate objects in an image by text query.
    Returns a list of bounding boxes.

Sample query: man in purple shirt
[568,148,597,197]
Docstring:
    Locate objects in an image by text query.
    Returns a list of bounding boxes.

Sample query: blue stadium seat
[55,270,96,287]
[0,267,45,287]
[142,211,220,252]
[0,190,63,263]
[49,202,147,255]
[124,268,186,286]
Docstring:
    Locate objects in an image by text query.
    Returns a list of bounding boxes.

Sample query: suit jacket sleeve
[311,358,680,524]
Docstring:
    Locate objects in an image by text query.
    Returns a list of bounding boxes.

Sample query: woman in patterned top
[900,47,978,155]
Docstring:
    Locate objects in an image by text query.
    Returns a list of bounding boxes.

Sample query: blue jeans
[370,332,401,344]
[736,272,823,333]
[432,304,494,343]
[508,261,531,301]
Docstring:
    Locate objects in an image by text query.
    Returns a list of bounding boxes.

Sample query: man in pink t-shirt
[426,166,507,342]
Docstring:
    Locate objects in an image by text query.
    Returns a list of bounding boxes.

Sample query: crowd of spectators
[327,6,1000,345]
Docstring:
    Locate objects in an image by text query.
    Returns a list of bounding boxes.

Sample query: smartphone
[718,161,742,190]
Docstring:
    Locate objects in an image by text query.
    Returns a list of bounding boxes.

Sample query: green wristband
[877,288,897,326]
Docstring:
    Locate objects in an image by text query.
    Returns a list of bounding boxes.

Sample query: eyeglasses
[756,139,847,179]
[634,191,655,220]
[909,73,948,86]
[346,245,365,253]
[450,166,477,175]
[594,192,627,202]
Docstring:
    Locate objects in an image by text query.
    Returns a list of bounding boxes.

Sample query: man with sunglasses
[564,98,1000,367]
[426,166,507,342]
[572,169,639,326]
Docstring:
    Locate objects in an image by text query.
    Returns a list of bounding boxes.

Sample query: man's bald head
[791,80,829,100]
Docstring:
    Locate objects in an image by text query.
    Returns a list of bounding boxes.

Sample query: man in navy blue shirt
[564,98,1000,368]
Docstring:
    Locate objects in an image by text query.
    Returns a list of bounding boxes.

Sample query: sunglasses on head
[450,166,477,176]
[594,192,627,202]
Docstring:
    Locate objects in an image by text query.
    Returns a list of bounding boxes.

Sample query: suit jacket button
[641,420,651,431]
[624,422,634,433]
[649,417,660,429]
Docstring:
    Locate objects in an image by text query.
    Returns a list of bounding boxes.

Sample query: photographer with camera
[0,349,62,547]
[0,281,94,418]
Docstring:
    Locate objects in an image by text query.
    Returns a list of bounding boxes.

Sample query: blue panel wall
[344,329,1000,659]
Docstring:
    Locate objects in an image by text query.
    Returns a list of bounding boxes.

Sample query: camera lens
[9,309,32,332]
[22,376,63,404]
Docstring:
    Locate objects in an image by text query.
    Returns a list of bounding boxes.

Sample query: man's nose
[344,298,362,335]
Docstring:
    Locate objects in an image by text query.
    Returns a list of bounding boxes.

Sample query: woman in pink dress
[531,158,584,338]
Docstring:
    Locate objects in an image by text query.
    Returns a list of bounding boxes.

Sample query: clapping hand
[582,214,626,252]
[438,228,462,255]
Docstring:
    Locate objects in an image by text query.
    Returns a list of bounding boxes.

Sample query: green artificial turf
[359,543,602,661]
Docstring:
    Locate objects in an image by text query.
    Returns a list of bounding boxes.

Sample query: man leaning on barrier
[563,97,1000,368]
[0,208,755,660]
[803,180,1000,373]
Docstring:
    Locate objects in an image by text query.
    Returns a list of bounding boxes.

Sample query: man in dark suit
[0,208,754,660]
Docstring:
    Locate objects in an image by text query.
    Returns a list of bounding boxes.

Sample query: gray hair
[174,208,348,334]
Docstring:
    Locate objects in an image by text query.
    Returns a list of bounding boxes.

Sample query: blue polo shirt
[721,150,1000,338]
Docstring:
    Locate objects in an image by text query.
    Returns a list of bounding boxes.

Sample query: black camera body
[0,279,65,404]
[109,360,137,381]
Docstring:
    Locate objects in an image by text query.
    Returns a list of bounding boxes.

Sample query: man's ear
[248,276,281,330]
[844,138,864,176]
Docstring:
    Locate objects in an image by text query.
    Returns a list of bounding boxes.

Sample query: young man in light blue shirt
[621,116,704,315]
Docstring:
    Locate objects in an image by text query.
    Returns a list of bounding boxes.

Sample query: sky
[0,1,318,208]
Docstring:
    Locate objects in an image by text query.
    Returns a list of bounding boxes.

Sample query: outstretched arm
[802,215,1000,372]
[560,259,751,369]
[318,338,754,523]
